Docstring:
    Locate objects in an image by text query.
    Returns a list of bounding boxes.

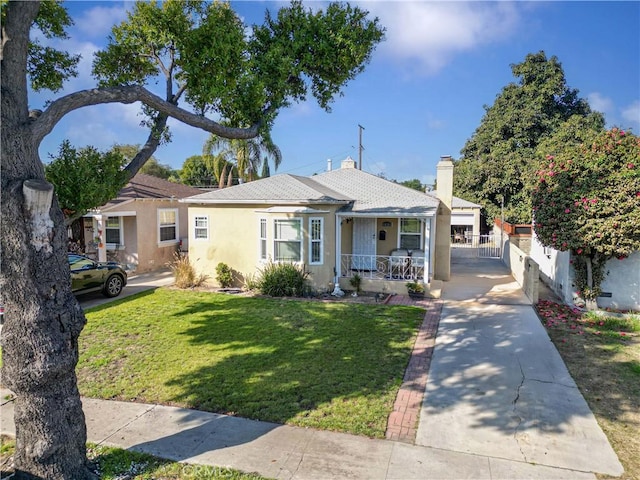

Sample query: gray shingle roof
[312,168,439,215]
[183,174,351,205]
[183,168,440,215]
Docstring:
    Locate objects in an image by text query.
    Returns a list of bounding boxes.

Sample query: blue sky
[34,1,640,186]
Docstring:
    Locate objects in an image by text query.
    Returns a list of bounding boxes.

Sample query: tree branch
[32,85,261,145]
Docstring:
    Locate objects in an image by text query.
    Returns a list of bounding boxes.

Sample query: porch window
[309,217,323,265]
[259,218,267,260]
[274,219,302,262]
[400,218,422,250]
[194,216,208,240]
[158,209,178,244]
[105,216,122,247]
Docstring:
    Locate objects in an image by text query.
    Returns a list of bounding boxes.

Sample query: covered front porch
[335,214,436,295]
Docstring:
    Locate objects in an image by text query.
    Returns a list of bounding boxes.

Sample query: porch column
[334,215,342,280]
[423,217,431,283]
[95,215,107,262]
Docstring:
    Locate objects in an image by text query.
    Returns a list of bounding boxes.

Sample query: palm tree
[203,130,282,187]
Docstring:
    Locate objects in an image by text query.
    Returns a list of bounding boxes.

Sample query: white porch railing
[340,254,425,281]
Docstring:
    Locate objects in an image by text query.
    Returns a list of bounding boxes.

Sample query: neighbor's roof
[101,173,203,209]
[429,191,482,209]
[183,167,440,216]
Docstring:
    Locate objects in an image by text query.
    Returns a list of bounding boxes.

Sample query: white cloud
[587,92,614,116]
[362,1,521,75]
[73,4,128,40]
[621,100,640,127]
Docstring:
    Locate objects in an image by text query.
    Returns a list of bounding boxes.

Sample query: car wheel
[103,274,124,297]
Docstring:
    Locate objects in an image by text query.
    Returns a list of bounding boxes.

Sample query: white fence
[340,254,425,280]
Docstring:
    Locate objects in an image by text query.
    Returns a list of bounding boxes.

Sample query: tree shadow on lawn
[161,296,422,436]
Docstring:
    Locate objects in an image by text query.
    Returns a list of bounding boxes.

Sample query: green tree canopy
[399,178,424,191]
[44,140,128,225]
[532,127,640,304]
[180,154,221,187]
[454,51,603,225]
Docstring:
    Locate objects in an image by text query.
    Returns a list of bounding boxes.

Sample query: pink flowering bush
[532,127,640,302]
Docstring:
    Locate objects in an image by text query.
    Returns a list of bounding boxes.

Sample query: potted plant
[406,280,425,299]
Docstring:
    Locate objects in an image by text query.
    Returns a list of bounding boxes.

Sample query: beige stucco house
[82,174,202,273]
[183,156,457,295]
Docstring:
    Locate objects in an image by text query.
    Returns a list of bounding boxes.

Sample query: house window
[105,216,122,246]
[309,217,323,265]
[259,218,267,261]
[400,218,422,250]
[274,218,302,262]
[158,209,178,244]
[194,216,208,240]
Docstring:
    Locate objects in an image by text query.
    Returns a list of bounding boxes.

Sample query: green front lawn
[78,289,424,438]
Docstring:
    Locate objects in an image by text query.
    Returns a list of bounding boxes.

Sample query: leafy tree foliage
[532,127,640,304]
[399,178,425,191]
[44,140,128,224]
[454,51,602,224]
[180,155,221,187]
[0,1,383,477]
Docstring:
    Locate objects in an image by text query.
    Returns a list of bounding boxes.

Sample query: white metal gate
[451,234,501,259]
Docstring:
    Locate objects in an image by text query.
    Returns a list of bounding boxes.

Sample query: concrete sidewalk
[0,259,623,479]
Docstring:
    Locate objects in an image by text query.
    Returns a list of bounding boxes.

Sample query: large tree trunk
[1,138,94,480]
[1,3,93,478]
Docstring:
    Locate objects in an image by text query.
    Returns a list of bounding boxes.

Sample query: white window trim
[309,217,324,265]
[193,215,209,241]
[398,218,423,250]
[104,216,124,250]
[259,218,268,262]
[273,217,303,263]
[158,208,179,246]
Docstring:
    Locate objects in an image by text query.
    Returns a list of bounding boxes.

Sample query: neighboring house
[530,231,640,311]
[81,174,203,273]
[183,156,458,295]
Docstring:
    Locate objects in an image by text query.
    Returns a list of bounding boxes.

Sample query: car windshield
[68,254,94,271]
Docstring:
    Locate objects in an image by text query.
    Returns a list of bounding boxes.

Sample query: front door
[352,218,376,270]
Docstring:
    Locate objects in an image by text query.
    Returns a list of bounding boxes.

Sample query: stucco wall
[103,199,190,273]
[530,232,640,311]
[188,203,340,290]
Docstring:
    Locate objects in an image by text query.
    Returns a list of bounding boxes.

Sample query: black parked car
[68,253,128,297]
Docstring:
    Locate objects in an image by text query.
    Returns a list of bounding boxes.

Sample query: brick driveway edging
[384,297,443,443]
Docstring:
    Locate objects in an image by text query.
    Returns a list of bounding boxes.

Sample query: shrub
[168,253,208,289]
[243,272,260,291]
[256,262,309,297]
[215,262,234,288]
[349,273,362,293]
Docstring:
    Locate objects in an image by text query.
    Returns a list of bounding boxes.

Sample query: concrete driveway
[415,258,623,476]
[76,268,174,310]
